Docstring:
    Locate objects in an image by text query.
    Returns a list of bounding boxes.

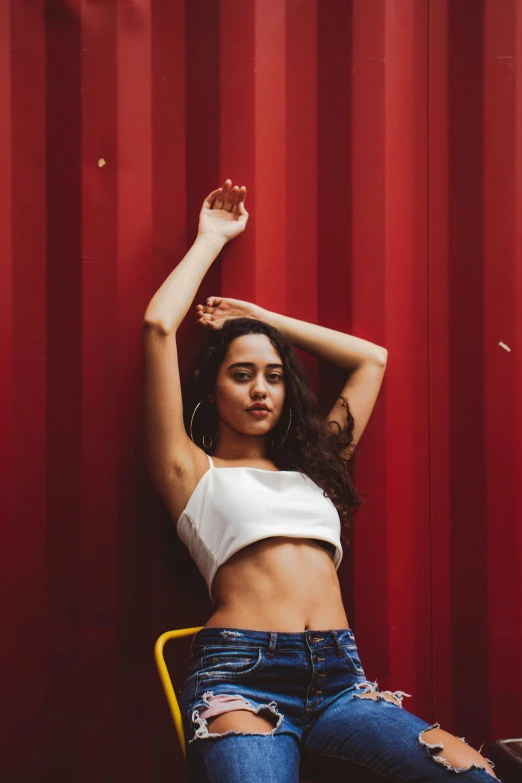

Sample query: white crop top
[176,453,343,602]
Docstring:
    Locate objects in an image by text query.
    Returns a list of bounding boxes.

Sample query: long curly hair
[181,316,366,547]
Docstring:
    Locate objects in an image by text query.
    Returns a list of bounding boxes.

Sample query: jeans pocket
[341,643,366,676]
[196,646,266,681]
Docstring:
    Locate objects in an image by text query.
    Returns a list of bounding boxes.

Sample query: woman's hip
[179,626,369,746]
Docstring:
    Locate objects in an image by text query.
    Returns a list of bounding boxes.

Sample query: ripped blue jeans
[178,626,500,782]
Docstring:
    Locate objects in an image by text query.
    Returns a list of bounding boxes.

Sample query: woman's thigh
[185,730,300,783]
[303,684,500,782]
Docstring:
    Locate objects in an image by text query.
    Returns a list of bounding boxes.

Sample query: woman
[143,180,499,782]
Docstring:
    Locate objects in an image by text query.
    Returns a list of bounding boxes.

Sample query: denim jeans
[178,626,499,782]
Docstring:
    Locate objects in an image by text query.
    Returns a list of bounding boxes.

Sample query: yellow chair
[154,626,204,759]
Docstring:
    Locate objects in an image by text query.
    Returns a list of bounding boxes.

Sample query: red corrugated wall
[1,1,521,780]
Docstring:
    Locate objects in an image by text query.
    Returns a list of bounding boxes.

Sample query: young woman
[143,180,499,782]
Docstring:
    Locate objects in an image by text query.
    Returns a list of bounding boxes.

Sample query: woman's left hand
[197,179,249,244]
[195,297,264,330]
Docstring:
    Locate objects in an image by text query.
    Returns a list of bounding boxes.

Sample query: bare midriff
[204,536,350,632]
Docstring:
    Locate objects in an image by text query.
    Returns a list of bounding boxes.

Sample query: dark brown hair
[181,316,366,547]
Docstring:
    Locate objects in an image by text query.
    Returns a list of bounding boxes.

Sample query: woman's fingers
[203,180,247,212]
[203,180,231,208]
[202,188,223,209]
[214,179,233,209]
[223,186,240,212]
[195,297,222,329]
[196,311,211,322]
[195,302,215,313]
[232,187,246,214]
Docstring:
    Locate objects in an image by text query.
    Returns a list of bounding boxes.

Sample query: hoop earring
[270,408,292,449]
[189,399,217,450]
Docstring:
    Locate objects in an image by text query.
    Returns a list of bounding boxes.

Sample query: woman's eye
[234,372,282,381]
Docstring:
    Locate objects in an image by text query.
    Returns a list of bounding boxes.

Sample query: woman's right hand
[195,297,264,331]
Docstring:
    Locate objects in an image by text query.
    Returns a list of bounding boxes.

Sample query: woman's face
[211,334,286,449]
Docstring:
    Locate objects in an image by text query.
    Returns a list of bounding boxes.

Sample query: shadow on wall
[158,502,211,604]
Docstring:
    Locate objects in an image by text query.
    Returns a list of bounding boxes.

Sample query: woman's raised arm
[143,179,248,333]
[142,180,248,494]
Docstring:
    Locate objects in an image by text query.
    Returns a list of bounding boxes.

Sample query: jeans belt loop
[266,632,277,659]
[331,629,344,658]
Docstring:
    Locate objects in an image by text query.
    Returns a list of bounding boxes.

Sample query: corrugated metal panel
[1,1,520,780]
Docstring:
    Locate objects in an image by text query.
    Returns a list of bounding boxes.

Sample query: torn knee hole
[188,691,284,743]
[419,725,499,779]
[207,710,275,735]
[353,680,412,708]
[356,691,403,707]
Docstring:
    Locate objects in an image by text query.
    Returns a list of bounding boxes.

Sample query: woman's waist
[207,542,348,632]
[203,602,350,634]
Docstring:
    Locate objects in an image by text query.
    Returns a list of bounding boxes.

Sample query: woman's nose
[251,382,268,396]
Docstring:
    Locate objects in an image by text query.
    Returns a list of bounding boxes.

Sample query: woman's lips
[246,409,270,418]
